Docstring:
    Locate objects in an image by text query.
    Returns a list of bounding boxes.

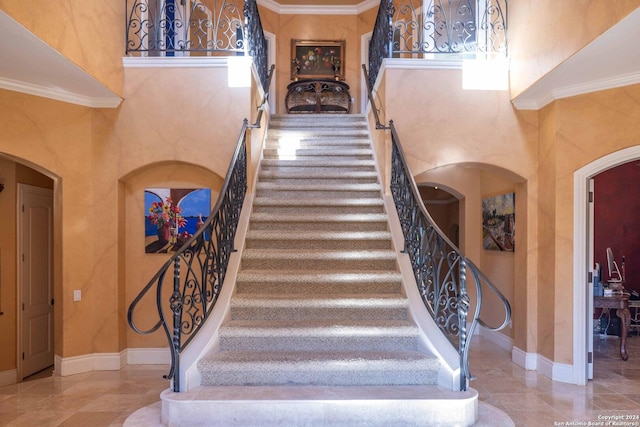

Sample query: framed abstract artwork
[144,187,211,253]
[482,192,515,252]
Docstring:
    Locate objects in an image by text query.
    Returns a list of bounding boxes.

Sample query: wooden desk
[595,295,630,361]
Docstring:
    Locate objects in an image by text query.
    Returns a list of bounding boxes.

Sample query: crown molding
[122,56,232,68]
[257,0,377,15]
[0,76,122,108]
[512,71,640,111]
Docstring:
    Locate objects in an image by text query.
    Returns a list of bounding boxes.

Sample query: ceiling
[0,5,639,109]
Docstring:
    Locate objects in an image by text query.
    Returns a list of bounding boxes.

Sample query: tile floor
[0,334,639,426]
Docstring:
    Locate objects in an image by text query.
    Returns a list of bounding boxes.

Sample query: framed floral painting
[291,39,345,80]
[144,188,211,254]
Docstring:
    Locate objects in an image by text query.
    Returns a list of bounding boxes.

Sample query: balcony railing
[126,0,269,89]
[368,0,507,88]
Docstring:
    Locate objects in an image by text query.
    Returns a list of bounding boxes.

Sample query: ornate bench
[285,79,351,114]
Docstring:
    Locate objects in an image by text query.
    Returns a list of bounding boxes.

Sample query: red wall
[594,161,640,294]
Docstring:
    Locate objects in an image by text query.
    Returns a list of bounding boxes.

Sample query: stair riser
[267,130,369,139]
[240,257,397,271]
[260,162,375,171]
[251,204,384,214]
[218,335,418,353]
[230,306,407,321]
[235,281,402,295]
[264,147,372,159]
[257,177,379,186]
[263,154,373,162]
[244,238,392,250]
[259,172,378,180]
[255,189,382,199]
[249,220,388,232]
[265,142,371,150]
[200,366,437,387]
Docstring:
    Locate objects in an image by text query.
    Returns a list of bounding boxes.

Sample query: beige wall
[508,0,639,99]
[0,0,125,97]
[375,66,538,350]
[0,61,259,372]
[539,84,640,364]
[258,4,377,114]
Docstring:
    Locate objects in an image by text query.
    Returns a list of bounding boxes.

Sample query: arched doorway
[573,145,640,385]
[0,154,57,384]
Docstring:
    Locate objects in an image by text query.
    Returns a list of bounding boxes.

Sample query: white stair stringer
[164,114,477,427]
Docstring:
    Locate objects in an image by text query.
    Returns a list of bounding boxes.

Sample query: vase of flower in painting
[157,224,171,244]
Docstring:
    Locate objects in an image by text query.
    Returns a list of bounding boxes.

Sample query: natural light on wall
[462,58,509,91]
[228,57,252,88]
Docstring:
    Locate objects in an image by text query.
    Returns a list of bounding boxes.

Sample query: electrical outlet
[73,290,81,301]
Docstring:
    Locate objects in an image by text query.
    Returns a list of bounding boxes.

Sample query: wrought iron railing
[127,122,247,392]
[362,65,511,391]
[128,62,273,392]
[126,0,269,89]
[368,0,507,88]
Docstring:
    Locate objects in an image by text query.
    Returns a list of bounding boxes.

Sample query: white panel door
[19,184,54,379]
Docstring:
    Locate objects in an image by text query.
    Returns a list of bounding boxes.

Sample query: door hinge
[588,352,593,363]
[22,303,25,311]
[589,191,594,203]
[588,271,593,283]
[51,299,54,306]
[22,204,25,213]
[22,352,25,360]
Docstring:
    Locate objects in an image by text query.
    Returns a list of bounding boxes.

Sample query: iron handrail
[362,65,511,391]
[128,58,273,391]
[127,119,249,391]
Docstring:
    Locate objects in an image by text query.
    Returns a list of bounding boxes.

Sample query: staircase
[160,114,479,426]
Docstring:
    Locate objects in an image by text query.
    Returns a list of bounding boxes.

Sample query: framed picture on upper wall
[482,192,515,252]
[291,39,345,80]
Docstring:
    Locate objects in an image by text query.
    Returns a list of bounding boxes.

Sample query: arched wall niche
[119,161,224,349]
[413,162,528,344]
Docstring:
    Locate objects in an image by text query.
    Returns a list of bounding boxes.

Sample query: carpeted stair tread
[235,270,404,294]
[260,158,375,168]
[256,182,381,191]
[245,230,392,241]
[199,350,437,368]
[252,197,383,207]
[259,170,378,180]
[249,212,388,222]
[230,294,408,320]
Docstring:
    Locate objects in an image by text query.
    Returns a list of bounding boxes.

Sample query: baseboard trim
[511,347,575,384]
[537,354,574,384]
[127,348,171,365]
[0,368,17,386]
[511,346,537,370]
[55,351,126,376]
[477,326,513,352]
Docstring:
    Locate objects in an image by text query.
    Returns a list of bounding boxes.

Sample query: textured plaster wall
[0,0,125,96]
[378,67,538,351]
[258,4,377,114]
[508,0,639,99]
[0,62,256,372]
[542,84,640,365]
